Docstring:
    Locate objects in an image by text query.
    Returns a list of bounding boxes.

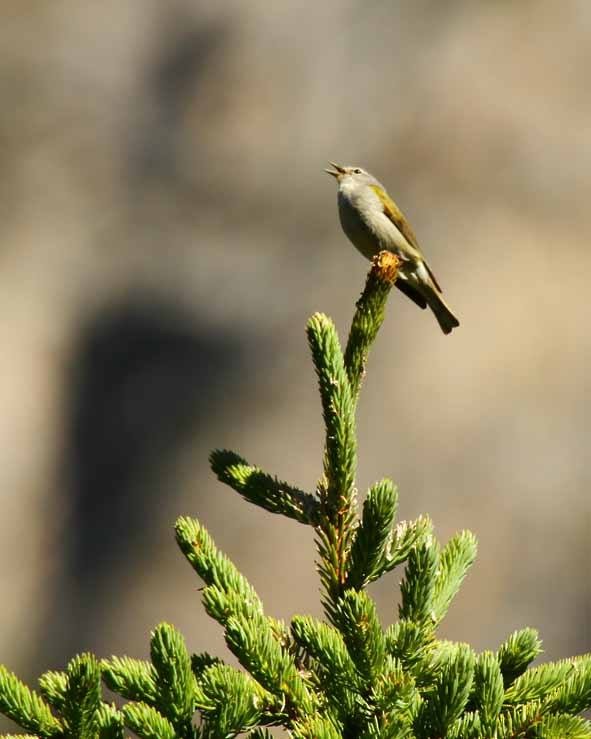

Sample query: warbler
[325,162,459,335]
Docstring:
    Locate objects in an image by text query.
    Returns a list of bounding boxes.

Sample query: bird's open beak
[324,161,345,178]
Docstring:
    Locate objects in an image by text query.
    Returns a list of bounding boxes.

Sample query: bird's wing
[421,259,442,293]
[370,184,443,292]
[396,280,427,309]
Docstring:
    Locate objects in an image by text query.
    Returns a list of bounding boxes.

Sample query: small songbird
[325,162,459,335]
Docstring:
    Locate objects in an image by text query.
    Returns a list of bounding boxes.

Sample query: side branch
[210,450,321,526]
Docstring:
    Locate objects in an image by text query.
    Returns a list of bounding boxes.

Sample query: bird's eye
[353,168,362,174]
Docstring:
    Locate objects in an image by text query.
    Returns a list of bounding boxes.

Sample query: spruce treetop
[1,252,589,738]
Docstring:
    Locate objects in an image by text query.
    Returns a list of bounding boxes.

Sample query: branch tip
[371,250,400,285]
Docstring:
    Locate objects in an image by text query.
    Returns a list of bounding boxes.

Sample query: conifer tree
[1,251,590,738]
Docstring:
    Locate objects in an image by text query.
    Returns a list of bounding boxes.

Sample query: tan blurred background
[1,0,590,725]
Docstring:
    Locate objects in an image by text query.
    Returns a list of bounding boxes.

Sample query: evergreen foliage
[1,251,590,737]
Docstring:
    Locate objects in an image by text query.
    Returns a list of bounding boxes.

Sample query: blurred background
[1,0,590,726]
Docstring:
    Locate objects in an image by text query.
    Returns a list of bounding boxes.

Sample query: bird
[325,162,459,335]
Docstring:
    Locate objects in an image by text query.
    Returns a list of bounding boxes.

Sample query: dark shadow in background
[66,298,240,579]
[40,297,253,666]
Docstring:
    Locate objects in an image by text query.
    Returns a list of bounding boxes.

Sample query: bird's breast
[337,192,380,260]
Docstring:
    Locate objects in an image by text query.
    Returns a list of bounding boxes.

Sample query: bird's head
[324,162,376,189]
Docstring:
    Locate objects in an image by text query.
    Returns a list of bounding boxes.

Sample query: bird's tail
[426,291,460,335]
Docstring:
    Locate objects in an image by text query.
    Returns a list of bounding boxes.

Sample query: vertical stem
[311,254,399,620]
[344,251,400,403]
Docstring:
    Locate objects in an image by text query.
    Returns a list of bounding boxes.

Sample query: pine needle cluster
[1,252,590,738]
